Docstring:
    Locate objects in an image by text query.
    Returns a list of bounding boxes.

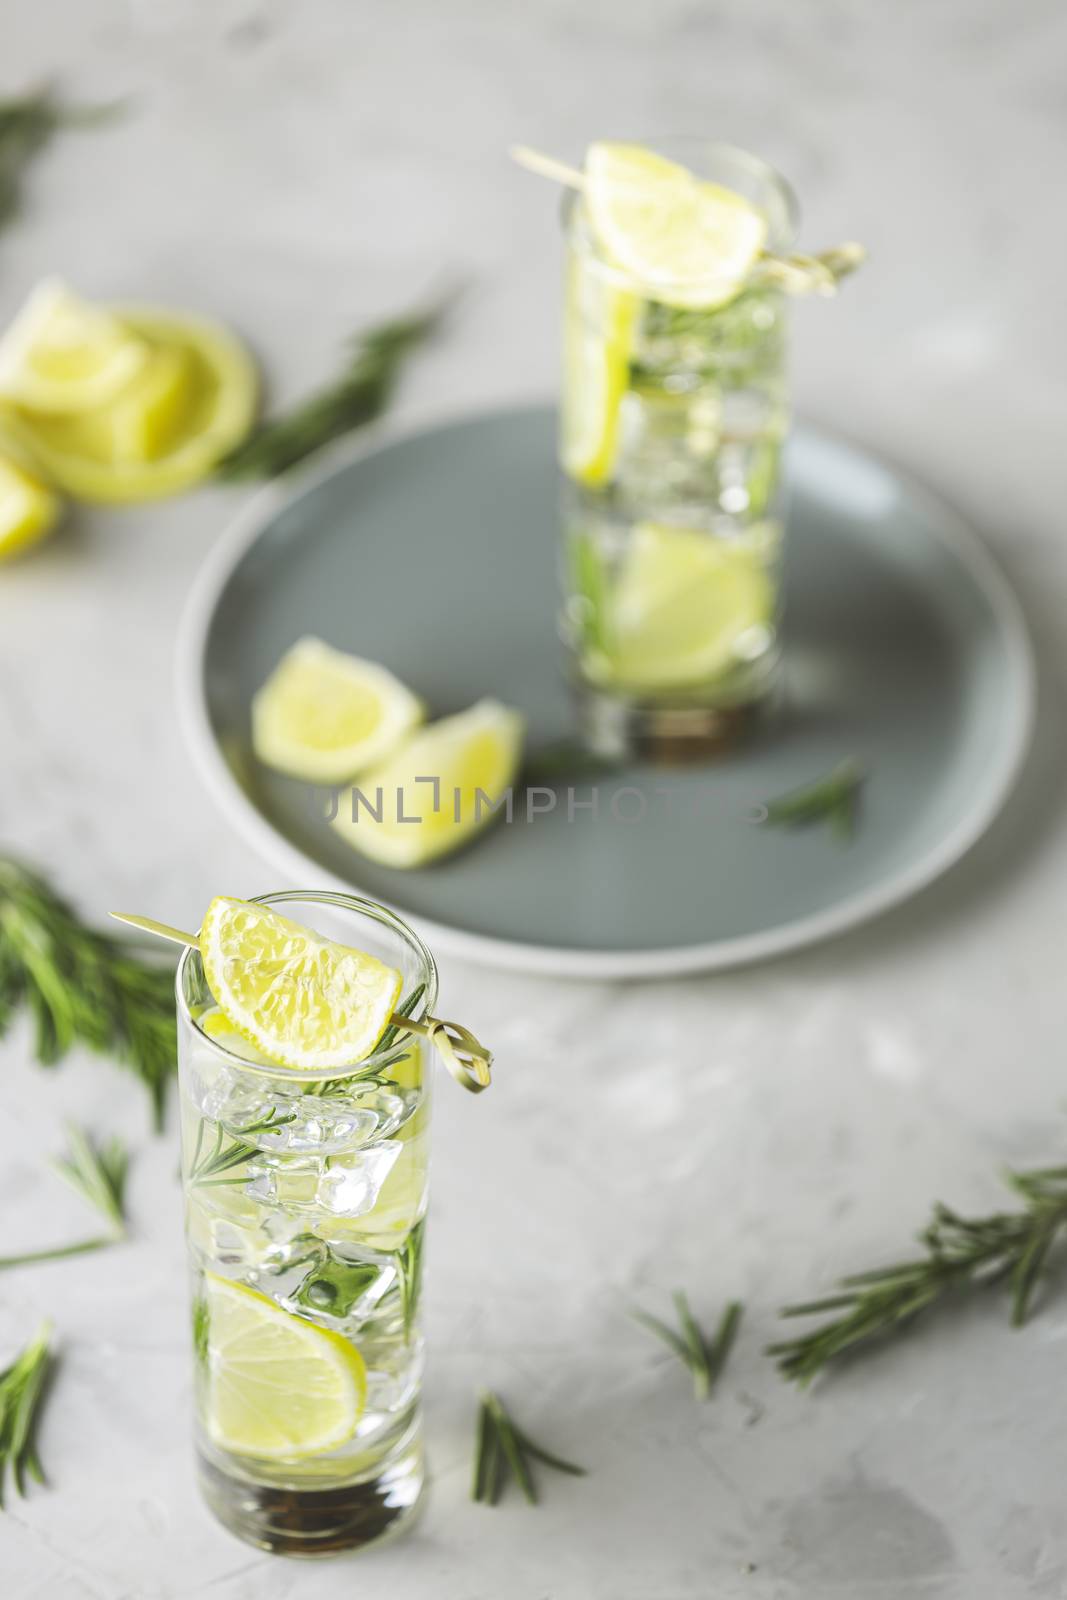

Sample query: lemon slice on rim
[585,143,767,310]
[330,699,524,869]
[595,521,774,691]
[0,278,149,414]
[0,456,60,559]
[200,1274,366,1459]
[252,637,424,782]
[5,305,257,502]
[199,896,403,1069]
[560,250,638,487]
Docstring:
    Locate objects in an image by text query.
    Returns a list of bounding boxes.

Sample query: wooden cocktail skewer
[110,911,491,1093]
[510,143,866,296]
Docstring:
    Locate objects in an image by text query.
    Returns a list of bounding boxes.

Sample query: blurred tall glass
[559,141,798,758]
[177,891,436,1555]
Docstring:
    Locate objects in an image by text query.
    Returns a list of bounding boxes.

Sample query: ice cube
[245,1160,321,1209]
[256,1214,326,1271]
[256,1101,381,1154]
[194,1065,276,1133]
[316,1143,401,1217]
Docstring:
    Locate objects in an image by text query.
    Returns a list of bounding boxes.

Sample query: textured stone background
[2,2,1066,1596]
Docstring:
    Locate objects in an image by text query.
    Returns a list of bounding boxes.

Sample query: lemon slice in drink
[330,699,524,869]
[0,455,60,559]
[200,1275,366,1459]
[598,521,773,691]
[0,279,149,414]
[6,306,256,502]
[560,250,638,487]
[198,1004,273,1064]
[585,143,767,310]
[252,637,424,782]
[199,897,403,1069]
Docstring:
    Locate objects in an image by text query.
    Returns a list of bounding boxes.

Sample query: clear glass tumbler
[176,890,437,1555]
[559,141,799,758]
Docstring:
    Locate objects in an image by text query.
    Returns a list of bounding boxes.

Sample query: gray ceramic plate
[177,404,1033,978]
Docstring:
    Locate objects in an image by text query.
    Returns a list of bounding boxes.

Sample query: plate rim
[176,400,1036,980]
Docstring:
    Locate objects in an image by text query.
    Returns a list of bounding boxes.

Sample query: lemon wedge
[252,637,423,782]
[585,143,767,309]
[0,455,60,559]
[592,521,774,691]
[5,305,256,501]
[560,250,638,487]
[199,896,402,1070]
[330,699,524,869]
[0,279,149,414]
[199,1274,366,1460]
[104,342,195,463]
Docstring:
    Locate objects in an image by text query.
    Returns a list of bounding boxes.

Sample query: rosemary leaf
[0,1321,54,1503]
[52,1123,128,1234]
[0,1125,129,1271]
[396,1218,425,1343]
[471,1391,584,1506]
[0,86,123,236]
[510,1424,586,1477]
[0,1236,114,1271]
[294,1257,380,1318]
[706,1300,744,1389]
[771,1163,1067,1383]
[192,1297,209,1368]
[485,1392,537,1505]
[187,1109,295,1187]
[376,983,426,1053]
[471,1395,493,1503]
[760,759,865,840]
[634,1294,744,1401]
[0,857,177,1127]
[216,294,456,481]
[672,1289,712,1399]
[630,1307,693,1367]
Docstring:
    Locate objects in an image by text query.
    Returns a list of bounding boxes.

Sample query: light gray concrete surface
[2,2,1067,1596]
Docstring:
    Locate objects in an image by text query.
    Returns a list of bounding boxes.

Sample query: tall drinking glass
[559,141,799,758]
[176,891,437,1555]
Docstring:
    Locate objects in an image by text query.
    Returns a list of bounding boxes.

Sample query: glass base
[197,1433,424,1557]
[574,676,780,763]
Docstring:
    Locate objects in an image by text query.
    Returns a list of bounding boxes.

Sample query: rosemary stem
[0,1235,117,1270]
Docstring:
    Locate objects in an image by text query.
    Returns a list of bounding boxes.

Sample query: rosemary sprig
[0,86,123,235]
[216,294,456,481]
[376,983,426,1054]
[0,1321,54,1503]
[0,857,177,1127]
[294,1256,379,1318]
[396,1217,424,1342]
[758,758,864,839]
[632,1292,744,1401]
[53,1123,128,1234]
[191,1297,209,1368]
[472,1391,585,1506]
[0,1125,129,1270]
[187,1108,296,1188]
[770,1165,1067,1384]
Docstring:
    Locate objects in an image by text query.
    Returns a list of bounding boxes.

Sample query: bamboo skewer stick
[110,912,491,1092]
[511,145,584,189]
